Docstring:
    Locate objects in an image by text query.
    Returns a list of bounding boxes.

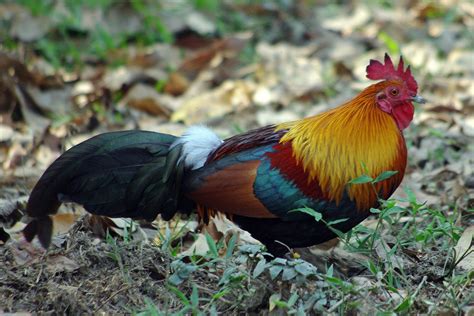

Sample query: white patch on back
[172,125,222,170]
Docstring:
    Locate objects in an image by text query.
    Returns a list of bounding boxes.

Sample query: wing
[184,125,286,218]
[184,126,348,221]
[206,125,285,162]
[184,145,276,218]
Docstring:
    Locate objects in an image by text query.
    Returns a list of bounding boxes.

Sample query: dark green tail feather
[24,130,188,248]
[126,144,185,220]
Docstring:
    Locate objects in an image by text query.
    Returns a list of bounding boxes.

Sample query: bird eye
[390,88,399,96]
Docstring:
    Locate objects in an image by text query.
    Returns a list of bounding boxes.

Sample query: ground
[0,1,473,314]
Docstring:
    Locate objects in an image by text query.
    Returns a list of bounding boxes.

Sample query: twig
[35,252,48,284]
[194,284,233,305]
[455,278,471,301]
[413,275,427,298]
[93,285,131,313]
[327,294,350,313]
[274,240,294,256]
[35,265,43,283]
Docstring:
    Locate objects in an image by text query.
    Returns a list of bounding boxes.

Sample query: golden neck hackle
[277,82,407,210]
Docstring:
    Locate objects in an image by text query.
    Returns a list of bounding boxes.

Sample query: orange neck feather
[276,82,407,210]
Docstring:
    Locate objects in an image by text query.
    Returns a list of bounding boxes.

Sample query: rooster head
[366,53,425,130]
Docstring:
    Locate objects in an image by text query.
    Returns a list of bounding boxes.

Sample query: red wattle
[392,102,414,130]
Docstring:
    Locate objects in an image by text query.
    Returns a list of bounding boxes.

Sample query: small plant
[105,231,131,283]
[167,284,203,315]
[268,292,300,313]
[252,257,318,282]
[154,218,195,256]
[288,167,470,313]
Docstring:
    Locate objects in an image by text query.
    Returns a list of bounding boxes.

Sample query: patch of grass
[7,0,320,70]
[287,170,470,313]
[9,0,174,69]
[130,0,173,45]
[104,231,132,284]
[16,0,54,16]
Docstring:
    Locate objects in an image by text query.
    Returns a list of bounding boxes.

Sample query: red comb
[366,53,418,94]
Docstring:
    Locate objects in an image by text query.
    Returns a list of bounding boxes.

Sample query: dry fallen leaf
[256,42,324,105]
[9,10,51,41]
[321,6,370,36]
[52,213,80,236]
[26,86,73,115]
[305,244,369,276]
[171,80,256,124]
[0,124,14,142]
[152,216,199,245]
[108,217,138,237]
[13,85,50,134]
[179,34,250,79]
[454,225,474,271]
[86,215,143,239]
[46,255,80,274]
[3,142,27,170]
[180,233,211,257]
[210,214,261,246]
[179,214,261,257]
[121,84,173,117]
[164,72,190,96]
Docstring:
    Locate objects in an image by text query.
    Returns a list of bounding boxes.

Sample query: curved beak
[411,95,427,104]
